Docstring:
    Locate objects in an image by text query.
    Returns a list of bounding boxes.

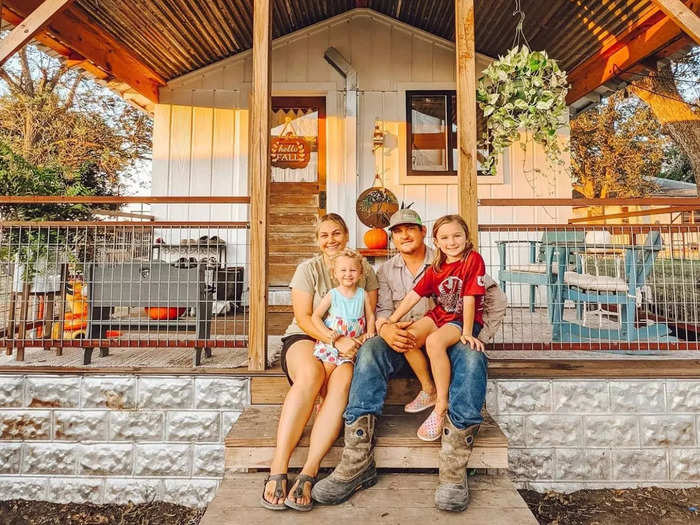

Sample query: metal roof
[73,0,661,81]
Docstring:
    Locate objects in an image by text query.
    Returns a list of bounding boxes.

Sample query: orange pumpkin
[145,307,186,320]
[364,228,388,249]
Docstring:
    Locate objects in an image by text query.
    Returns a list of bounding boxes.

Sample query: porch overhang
[1,1,698,113]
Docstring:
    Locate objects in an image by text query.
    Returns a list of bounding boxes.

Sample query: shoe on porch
[404,390,436,413]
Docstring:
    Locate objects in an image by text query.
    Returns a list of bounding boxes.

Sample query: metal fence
[478,223,699,351]
[0,221,249,365]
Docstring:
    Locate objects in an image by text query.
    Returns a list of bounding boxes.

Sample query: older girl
[386,214,485,441]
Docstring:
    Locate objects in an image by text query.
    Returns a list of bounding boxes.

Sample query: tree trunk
[628,61,700,177]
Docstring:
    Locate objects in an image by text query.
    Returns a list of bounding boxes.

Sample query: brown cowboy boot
[311,414,377,504]
[434,415,479,512]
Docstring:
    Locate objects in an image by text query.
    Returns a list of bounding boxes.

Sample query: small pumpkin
[145,307,186,320]
[364,228,388,249]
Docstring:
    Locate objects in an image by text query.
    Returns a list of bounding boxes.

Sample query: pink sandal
[404,390,437,413]
[417,409,445,441]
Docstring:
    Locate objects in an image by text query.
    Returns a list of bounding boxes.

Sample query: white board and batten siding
[153,9,572,283]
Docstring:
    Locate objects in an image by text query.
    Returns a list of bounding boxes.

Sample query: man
[312,209,507,511]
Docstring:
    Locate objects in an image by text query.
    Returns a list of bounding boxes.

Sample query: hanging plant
[476,45,569,176]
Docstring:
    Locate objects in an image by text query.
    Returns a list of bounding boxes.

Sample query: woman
[261,213,378,511]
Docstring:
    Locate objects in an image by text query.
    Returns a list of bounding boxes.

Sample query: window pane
[410,95,448,172]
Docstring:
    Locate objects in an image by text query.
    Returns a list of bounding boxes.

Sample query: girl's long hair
[431,214,473,271]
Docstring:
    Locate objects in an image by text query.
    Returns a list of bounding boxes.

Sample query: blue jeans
[344,326,487,429]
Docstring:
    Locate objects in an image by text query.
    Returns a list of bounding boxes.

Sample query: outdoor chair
[86,261,214,366]
[497,230,585,314]
[549,231,672,342]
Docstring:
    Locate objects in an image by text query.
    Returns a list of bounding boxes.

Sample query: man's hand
[460,333,485,352]
[379,321,416,353]
[335,335,361,360]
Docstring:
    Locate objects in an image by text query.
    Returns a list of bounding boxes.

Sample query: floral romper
[313,287,366,366]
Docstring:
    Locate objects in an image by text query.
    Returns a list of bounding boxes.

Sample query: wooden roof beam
[566,1,700,104]
[652,0,700,43]
[0,0,75,66]
[2,7,109,79]
[2,0,165,102]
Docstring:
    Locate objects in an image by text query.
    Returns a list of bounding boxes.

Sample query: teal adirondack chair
[497,230,585,314]
[549,231,673,342]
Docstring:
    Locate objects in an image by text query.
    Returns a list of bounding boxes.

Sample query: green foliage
[477,46,569,174]
[0,142,106,221]
[0,143,103,280]
[570,96,664,198]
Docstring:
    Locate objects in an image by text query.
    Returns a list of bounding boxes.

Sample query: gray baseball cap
[388,208,423,230]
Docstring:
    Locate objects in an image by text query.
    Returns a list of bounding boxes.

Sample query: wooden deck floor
[200,473,537,525]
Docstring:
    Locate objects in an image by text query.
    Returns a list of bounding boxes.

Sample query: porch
[1,0,700,514]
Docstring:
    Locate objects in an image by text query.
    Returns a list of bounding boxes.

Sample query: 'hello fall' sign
[271,134,310,169]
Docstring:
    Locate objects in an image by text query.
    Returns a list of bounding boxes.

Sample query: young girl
[387,215,486,441]
[312,249,376,375]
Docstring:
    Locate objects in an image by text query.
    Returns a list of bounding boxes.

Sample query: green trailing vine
[476,45,569,176]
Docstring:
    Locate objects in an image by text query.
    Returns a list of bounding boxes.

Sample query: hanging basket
[477,45,569,175]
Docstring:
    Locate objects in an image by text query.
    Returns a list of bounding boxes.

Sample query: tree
[628,47,699,181]
[570,93,664,199]
[0,44,152,191]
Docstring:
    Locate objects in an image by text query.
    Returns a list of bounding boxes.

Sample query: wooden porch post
[248,0,271,371]
[455,0,479,249]
[0,0,75,66]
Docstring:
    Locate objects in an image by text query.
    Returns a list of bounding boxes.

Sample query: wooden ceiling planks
[4,0,694,105]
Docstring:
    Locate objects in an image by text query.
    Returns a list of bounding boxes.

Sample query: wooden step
[251,375,420,405]
[200,472,536,524]
[225,405,508,470]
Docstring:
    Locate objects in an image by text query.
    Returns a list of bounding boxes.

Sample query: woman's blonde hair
[431,214,473,271]
[315,213,349,238]
[330,249,364,275]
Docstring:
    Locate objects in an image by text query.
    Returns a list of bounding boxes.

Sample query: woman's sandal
[284,473,316,511]
[260,473,288,511]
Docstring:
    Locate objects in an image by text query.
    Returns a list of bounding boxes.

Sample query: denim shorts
[446,320,482,336]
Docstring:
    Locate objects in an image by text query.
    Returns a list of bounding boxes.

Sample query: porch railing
[0,196,251,365]
[0,197,698,368]
[475,214,699,352]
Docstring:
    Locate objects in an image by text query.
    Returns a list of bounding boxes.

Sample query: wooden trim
[566,2,700,103]
[0,196,250,204]
[478,223,697,232]
[0,0,75,66]
[455,0,479,249]
[1,7,108,80]
[568,205,697,223]
[3,359,700,378]
[2,340,248,349]
[480,198,700,206]
[0,221,249,227]
[248,0,271,372]
[652,0,700,44]
[3,0,166,102]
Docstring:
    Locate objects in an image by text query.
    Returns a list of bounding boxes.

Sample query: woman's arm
[388,290,421,324]
[311,292,334,340]
[460,295,484,351]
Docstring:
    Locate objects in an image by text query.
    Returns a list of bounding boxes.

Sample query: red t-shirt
[413,251,486,327]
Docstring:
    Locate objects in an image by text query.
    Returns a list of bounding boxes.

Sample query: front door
[269,96,326,286]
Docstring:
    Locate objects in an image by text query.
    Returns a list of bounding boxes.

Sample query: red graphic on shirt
[437,276,463,314]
